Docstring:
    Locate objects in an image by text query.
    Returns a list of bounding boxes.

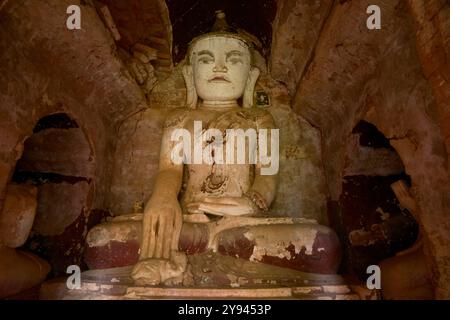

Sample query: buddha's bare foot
[131,251,187,286]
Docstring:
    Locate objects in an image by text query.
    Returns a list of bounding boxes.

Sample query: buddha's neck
[200,100,239,109]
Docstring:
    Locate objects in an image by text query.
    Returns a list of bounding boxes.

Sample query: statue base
[40,280,359,300]
[40,252,359,300]
[84,214,342,274]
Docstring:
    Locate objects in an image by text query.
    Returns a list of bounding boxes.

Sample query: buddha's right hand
[140,196,182,260]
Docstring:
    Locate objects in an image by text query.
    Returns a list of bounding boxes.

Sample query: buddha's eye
[198,57,214,64]
[228,58,242,65]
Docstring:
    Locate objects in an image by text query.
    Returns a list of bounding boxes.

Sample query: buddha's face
[190,36,251,102]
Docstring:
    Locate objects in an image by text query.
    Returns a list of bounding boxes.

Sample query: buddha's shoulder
[248,107,273,117]
[236,108,275,123]
[163,107,190,128]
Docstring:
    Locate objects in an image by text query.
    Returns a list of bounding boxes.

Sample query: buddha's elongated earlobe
[243,67,260,109]
[182,64,198,109]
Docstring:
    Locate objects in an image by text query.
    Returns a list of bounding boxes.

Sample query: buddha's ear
[182,64,198,109]
[243,66,260,109]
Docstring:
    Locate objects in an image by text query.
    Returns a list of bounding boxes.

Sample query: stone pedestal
[47,248,358,301]
[40,278,359,300]
[85,215,341,274]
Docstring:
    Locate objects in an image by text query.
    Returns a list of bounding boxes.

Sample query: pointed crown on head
[186,10,257,65]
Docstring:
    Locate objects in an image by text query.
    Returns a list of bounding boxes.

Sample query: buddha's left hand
[186,196,256,216]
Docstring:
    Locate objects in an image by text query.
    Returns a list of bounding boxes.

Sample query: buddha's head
[183,11,260,109]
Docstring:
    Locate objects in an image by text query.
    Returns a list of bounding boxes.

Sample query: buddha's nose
[213,61,228,73]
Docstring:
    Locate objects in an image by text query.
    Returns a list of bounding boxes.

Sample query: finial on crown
[187,10,261,60]
[211,10,233,33]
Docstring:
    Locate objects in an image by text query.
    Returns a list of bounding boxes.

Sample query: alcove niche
[335,120,419,282]
[11,113,95,278]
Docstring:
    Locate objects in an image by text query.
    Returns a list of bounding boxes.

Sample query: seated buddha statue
[84,11,341,287]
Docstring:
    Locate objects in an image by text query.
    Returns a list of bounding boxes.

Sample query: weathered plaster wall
[0,0,145,214]
[407,0,450,168]
[285,0,450,298]
[0,0,144,272]
[270,0,333,96]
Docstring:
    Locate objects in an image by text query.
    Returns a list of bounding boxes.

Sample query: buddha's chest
[179,110,263,165]
[183,109,260,133]
[178,110,260,197]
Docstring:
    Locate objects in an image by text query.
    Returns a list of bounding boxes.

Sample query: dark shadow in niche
[12,171,90,185]
[33,113,79,133]
[335,120,419,280]
[352,120,394,149]
[339,175,418,278]
[166,0,277,63]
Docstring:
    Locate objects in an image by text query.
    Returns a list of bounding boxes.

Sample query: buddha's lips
[209,76,230,83]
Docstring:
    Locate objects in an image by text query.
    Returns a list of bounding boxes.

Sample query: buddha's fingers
[148,215,158,258]
[171,209,182,252]
[140,215,151,259]
[186,207,204,214]
[163,214,173,259]
[202,197,225,204]
[198,203,228,216]
[155,216,166,258]
[201,202,236,211]
[185,203,200,211]
[203,197,238,205]
[200,202,252,216]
